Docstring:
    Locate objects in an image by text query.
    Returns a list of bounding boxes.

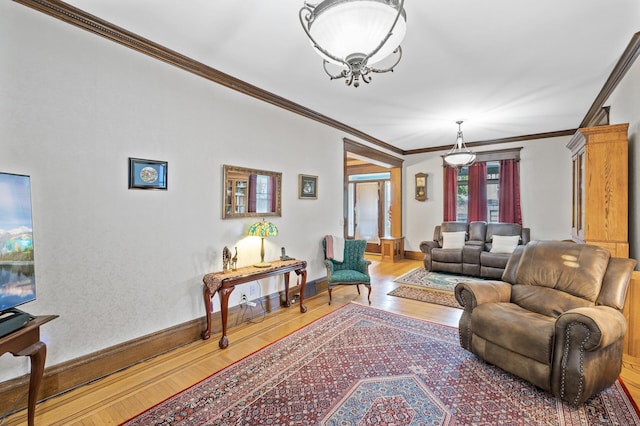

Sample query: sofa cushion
[480,251,510,268]
[490,235,520,254]
[441,231,466,249]
[472,302,555,364]
[432,248,463,263]
[511,285,593,318]
[515,241,610,302]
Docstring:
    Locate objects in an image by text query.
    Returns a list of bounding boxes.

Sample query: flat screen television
[0,172,36,314]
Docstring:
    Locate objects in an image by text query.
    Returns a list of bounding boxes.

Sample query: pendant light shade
[444,121,476,168]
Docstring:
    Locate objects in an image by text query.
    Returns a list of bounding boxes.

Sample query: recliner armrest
[455,281,511,311]
[555,306,627,351]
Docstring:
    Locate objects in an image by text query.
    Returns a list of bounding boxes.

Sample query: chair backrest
[342,239,367,268]
[322,238,366,270]
[503,240,636,315]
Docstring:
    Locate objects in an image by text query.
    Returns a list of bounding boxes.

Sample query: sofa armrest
[555,306,627,352]
[455,281,512,311]
[420,240,439,253]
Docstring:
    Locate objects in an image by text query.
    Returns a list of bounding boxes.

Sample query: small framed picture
[129,158,168,190]
[298,174,318,199]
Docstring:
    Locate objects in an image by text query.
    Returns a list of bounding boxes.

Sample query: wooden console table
[202,259,307,349]
[0,315,57,426]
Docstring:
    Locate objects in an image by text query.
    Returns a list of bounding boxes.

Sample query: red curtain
[248,174,257,213]
[467,162,487,222]
[499,159,522,224]
[443,167,457,221]
[270,176,277,212]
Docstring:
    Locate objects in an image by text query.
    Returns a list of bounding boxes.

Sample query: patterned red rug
[124,304,640,425]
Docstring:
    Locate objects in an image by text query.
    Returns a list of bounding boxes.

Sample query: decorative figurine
[280,247,293,261]
[222,246,231,272]
[231,247,238,271]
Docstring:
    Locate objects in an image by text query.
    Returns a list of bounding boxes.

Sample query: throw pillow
[441,231,466,249]
[490,235,521,254]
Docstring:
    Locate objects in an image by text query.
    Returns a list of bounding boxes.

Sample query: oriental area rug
[390,268,486,309]
[124,304,640,425]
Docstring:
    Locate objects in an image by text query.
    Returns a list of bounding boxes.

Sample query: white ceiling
[63,0,639,152]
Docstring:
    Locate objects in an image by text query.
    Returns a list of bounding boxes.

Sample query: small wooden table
[380,236,404,262]
[0,315,57,426]
[202,259,307,348]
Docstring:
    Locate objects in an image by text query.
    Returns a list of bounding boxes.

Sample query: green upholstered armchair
[322,238,372,305]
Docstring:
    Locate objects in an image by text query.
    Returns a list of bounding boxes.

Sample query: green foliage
[0,248,34,262]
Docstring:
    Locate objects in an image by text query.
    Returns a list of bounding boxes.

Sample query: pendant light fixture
[444,121,476,168]
[299,0,407,88]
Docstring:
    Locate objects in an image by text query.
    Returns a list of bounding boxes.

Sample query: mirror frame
[222,165,282,219]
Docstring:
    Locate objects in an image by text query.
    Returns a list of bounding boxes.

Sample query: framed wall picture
[298,174,318,199]
[129,158,168,190]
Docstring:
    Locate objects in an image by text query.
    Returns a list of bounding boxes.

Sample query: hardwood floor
[3,256,638,425]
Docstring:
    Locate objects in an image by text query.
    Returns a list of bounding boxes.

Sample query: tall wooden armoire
[566,123,629,257]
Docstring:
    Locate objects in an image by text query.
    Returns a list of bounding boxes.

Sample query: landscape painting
[0,173,36,312]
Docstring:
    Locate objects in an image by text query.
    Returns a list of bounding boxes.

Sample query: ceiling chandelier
[299,0,407,88]
[444,121,476,168]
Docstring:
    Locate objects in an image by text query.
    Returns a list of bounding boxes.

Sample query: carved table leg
[283,272,292,307]
[218,286,234,349]
[201,286,213,340]
[296,268,308,313]
[16,341,46,426]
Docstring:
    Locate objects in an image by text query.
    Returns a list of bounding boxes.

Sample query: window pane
[457,167,468,222]
[486,162,500,222]
[455,163,502,223]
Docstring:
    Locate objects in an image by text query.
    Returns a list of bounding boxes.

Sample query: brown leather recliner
[455,240,636,405]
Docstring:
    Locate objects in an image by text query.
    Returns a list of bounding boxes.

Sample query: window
[444,148,522,224]
[254,174,272,214]
[455,162,499,222]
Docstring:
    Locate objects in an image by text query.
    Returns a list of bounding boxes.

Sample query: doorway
[344,139,403,254]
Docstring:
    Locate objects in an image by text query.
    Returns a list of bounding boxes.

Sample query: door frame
[343,138,404,243]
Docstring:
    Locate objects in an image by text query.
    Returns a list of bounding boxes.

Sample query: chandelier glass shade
[300,0,406,87]
[443,121,476,168]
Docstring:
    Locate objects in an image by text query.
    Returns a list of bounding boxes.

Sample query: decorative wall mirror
[222,165,282,219]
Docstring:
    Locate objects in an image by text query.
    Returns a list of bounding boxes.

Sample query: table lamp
[248,220,278,268]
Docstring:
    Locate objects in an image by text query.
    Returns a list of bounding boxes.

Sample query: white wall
[0,2,356,381]
[606,54,640,262]
[403,137,573,252]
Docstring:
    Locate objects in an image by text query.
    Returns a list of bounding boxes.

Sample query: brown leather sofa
[455,240,636,405]
[419,221,530,279]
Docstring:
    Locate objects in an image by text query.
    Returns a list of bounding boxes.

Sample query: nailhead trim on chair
[560,322,589,405]
[459,292,473,349]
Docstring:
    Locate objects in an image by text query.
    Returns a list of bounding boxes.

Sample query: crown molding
[13,0,402,154]
[12,1,640,156]
[580,32,640,128]
[403,129,577,155]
